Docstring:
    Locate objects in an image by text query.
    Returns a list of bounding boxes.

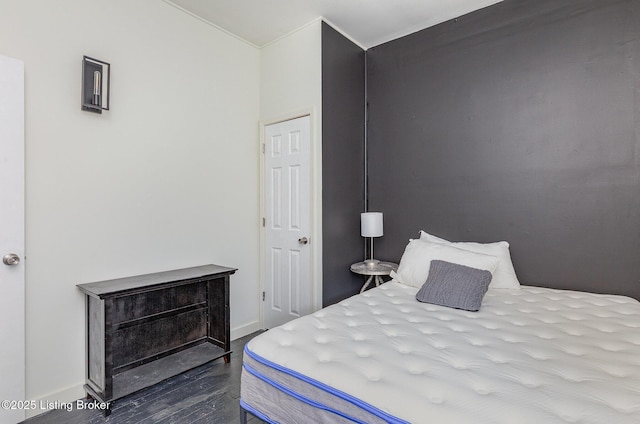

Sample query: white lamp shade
[361,212,384,237]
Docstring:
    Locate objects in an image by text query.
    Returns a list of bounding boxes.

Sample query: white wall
[0,0,261,415]
[261,20,322,122]
[260,19,324,311]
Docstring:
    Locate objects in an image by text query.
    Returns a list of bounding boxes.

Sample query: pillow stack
[391,231,520,311]
[419,231,520,290]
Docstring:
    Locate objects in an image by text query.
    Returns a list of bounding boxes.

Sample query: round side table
[350,261,399,293]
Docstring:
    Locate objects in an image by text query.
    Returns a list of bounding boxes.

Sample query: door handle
[298,237,309,245]
[3,253,20,266]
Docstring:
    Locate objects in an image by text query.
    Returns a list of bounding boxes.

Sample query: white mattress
[243,281,640,423]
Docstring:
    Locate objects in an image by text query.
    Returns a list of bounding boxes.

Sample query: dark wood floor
[23,332,264,424]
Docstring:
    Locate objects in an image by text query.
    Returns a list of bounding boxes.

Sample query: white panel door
[0,54,25,424]
[264,116,311,329]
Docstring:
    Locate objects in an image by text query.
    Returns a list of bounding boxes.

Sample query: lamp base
[364,259,380,268]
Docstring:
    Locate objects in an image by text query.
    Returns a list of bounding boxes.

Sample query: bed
[240,233,640,423]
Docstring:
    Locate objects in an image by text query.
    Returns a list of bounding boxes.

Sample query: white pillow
[391,239,499,288]
[419,231,521,289]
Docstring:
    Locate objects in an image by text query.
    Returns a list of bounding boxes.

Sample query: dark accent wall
[321,22,366,306]
[367,0,640,299]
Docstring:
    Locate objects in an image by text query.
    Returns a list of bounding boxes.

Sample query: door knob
[298,237,309,245]
[3,253,20,266]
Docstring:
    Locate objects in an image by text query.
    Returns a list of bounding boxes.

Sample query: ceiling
[164,0,503,49]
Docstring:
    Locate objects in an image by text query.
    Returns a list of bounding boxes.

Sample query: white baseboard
[25,383,86,419]
[231,320,263,340]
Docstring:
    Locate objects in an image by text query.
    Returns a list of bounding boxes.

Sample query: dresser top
[77,264,237,297]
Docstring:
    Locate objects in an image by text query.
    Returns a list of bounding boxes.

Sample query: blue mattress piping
[244,344,409,424]
[239,398,278,424]
[243,362,363,423]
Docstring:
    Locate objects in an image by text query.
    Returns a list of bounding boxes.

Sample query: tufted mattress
[240,281,640,423]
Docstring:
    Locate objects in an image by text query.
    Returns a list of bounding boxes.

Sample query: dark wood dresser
[77,264,236,413]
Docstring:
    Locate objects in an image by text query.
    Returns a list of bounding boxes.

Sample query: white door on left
[263,116,312,329]
[0,54,25,424]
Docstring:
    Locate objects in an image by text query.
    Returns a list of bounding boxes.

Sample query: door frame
[259,109,322,328]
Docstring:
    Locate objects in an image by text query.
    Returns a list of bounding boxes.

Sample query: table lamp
[361,212,383,267]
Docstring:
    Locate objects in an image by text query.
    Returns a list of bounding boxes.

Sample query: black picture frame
[82,56,110,113]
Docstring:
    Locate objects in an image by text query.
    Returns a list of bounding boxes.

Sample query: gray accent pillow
[415,260,492,312]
